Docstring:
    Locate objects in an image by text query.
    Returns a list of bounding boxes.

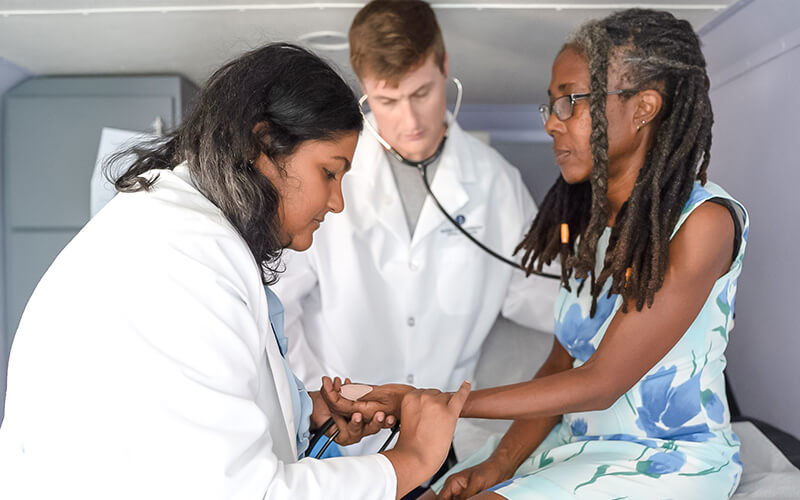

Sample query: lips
[553,149,571,164]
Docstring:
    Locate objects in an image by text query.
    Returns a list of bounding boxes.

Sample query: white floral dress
[434,181,748,499]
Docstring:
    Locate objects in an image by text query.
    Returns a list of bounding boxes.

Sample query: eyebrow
[373,81,434,100]
[411,82,433,96]
[547,82,583,97]
[333,156,352,173]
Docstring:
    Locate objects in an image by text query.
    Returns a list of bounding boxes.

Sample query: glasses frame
[539,89,637,125]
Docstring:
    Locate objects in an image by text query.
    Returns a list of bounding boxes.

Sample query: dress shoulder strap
[671,181,749,267]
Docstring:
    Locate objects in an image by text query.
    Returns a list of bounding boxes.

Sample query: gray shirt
[386,151,440,236]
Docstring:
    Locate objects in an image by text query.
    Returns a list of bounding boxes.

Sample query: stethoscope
[358,78,560,280]
[309,417,399,459]
[308,80,562,459]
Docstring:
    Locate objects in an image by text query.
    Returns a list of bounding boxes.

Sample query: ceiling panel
[0,1,738,105]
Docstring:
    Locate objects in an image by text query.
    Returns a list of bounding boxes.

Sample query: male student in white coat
[273,0,559,457]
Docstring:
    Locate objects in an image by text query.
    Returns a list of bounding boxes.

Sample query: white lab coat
[0,166,396,500]
[273,119,559,400]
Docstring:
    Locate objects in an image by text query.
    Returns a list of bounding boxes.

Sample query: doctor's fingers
[447,381,471,415]
[404,383,470,417]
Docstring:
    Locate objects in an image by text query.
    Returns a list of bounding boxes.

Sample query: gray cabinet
[3,76,197,339]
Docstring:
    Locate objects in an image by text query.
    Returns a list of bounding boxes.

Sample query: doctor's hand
[321,376,414,422]
[436,458,514,500]
[382,382,471,500]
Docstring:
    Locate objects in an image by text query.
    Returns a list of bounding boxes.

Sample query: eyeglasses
[538,89,636,125]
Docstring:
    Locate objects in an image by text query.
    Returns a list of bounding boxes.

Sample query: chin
[559,166,592,185]
[288,238,313,252]
[397,141,436,162]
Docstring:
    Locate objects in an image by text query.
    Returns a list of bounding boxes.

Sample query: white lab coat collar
[347,113,475,247]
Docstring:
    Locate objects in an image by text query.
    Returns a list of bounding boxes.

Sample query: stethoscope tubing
[311,417,399,459]
[358,78,560,280]
[417,163,560,279]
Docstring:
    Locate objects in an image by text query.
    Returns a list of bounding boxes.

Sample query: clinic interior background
[0,0,798,439]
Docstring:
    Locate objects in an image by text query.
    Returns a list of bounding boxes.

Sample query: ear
[248,121,270,163]
[442,52,450,79]
[633,89,662,129]
[252,121,268,136]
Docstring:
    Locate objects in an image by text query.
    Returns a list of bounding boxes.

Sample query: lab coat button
[381,195,393,206]
[407,374,415,384]
[407,316,415,327]
[409,261,419,271]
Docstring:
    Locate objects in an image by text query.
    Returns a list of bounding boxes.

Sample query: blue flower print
[716,286,731,317]
[728,281,737,318]
[555,292,617,362]
[636,365,714,442]
[681,184,711,216]
[636,450,687,477]
[713,286,732,341]
[571,418,588,436]
[701,389,725,424]
[605,433,657,448]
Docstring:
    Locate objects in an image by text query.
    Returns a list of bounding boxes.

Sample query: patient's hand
[436,459,514,499]
[315,377,397,446]
[321,376,414,422]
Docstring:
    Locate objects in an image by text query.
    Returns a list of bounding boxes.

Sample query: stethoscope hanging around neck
[358,78,559,280]
[358,77,463,162]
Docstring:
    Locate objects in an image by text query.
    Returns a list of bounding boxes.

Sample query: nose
[544,109,564,137]
[398,98,421,131]
[328,179,345,214]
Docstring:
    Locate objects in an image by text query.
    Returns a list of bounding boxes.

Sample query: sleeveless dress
[433,181,748,499]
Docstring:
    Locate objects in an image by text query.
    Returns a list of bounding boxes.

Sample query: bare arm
[461,202,735,420]
[435,339,572,500]
[483,339,573,468]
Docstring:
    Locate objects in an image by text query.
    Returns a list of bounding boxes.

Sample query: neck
[606,167,639,225]
[606,134,653,225]
[396,122,448,162]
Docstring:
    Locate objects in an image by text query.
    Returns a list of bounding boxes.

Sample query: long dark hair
[516,9,713,315]
[109,43,363,284]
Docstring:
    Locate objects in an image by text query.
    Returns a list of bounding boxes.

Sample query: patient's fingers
[437,474,467,499]
[320,377,355,414]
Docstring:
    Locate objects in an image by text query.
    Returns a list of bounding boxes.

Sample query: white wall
[0,57,32,425]
[699,0,800,438]
[458,104,556,205]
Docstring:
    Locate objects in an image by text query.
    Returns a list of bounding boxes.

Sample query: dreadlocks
[515,9,713,316]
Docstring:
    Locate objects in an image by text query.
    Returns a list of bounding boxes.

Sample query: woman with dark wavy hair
[0,43,468,500]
